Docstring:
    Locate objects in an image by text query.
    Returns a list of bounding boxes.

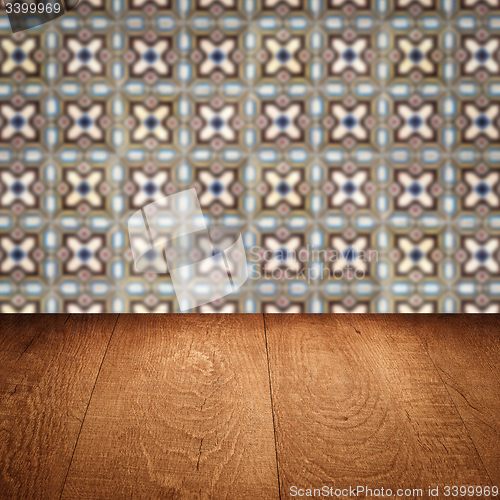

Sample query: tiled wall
[1,0,499,312]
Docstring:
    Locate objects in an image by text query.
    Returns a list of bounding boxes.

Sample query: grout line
[262,313,282,500]
[58,314,121,500]
[420,332,494,487]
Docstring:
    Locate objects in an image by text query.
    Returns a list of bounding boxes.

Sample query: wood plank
[0,314,60,365]
[0,314,119,500]
[264,314,493,497]
[61,314,279,500]
[417,315,500,485]
[0,314,69,420]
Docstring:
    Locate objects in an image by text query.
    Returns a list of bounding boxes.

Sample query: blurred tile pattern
[1,0,500,312]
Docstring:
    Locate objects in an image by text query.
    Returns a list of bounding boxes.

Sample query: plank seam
[421,338,495,487]
[15,328,44,364]
[13,314,70,363]
[58,314,121,500]
[262,313,282,500]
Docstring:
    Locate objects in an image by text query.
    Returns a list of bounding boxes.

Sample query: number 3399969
[5,2,62,14]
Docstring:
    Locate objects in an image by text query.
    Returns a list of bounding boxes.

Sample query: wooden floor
[0,315,498,500]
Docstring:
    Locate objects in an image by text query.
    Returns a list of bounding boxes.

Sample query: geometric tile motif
[1,0,500,312]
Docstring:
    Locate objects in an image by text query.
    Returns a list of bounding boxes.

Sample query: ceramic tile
[0,0,499,312]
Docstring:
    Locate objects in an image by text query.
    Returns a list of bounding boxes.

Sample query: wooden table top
[0,314,499,499]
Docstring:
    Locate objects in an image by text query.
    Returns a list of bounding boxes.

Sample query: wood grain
[60,314,279,500]
[1,314,499,500]
[417,315,500,485]
[0,314,56,365]
[264,314,494,498]
[0,314,118,500]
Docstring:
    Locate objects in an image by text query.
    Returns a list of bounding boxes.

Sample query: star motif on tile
[131,169,168,207]
[462,0,499,6]
[396,171,436,209]
[197,104,237,143]
[131,39,171,76]
[330,169,369,207]
[0,170,38,207]
[396,237,436,275]
[0,302,38,313]
[130,0,169,7]
[330,303,369,313]
[0,38,38,75]
[395,103,435,142]
[0,235,37,274]
[132,104,171,142]
[329,0,369,7]
[330,236,370,275]
[264,169,303,208]
[198,0,235,8]
[262,102,303,142]
[264,0,301,8]
[463,37,500,74]
[0,103,38,141]
[331,103,369,142]
[264,37,304,76]
[330,37,369,75]
[64,236,105,274]
[264,303,304,313]
[79,0,104,6]
[397,302,436,313]
[397,37,436,75]
[198,38,237,76]
[65,37,104,75]
[463,171,500,208]
[397,0,434,7]
[262,235,304,274]
[462,237,500,275]
[463,103,500,142]
[198,170,237,207]
[64,170,104,208]
[463,302,500,313]
[131,302,172,313]
[66,104,104,142]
